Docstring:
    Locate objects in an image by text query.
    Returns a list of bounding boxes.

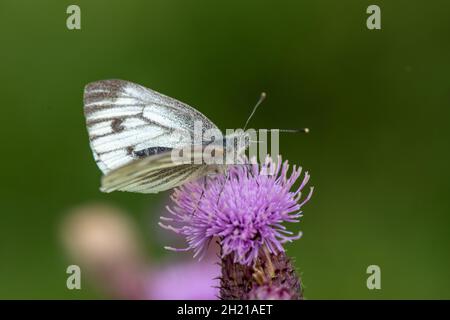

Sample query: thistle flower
[160,156,313,266]
[220,250,303,300]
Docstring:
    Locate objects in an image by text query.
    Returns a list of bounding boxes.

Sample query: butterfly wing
[83,79,219,175]
[100,150,217,193]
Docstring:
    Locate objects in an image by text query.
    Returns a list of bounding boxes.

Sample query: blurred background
[0,0,449,299]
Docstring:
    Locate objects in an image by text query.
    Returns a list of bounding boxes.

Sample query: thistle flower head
[160,156,313,266]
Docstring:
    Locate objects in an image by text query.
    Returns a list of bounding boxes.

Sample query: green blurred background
[0,0,449,299]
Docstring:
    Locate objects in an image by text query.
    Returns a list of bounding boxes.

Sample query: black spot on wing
[132,146,173,158]
[111,118,124,133]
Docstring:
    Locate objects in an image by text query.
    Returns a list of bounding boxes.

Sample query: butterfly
[83,79,252,194]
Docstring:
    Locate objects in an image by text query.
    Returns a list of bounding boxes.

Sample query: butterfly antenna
[243,92,266,131]
[258,128,310,134]
[273,128,310,133]
[249,128,309,146]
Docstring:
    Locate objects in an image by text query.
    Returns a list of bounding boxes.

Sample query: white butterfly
[83,79,250,194]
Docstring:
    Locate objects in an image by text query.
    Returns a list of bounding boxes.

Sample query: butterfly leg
[192,176,208,214]
[216,166,229,205]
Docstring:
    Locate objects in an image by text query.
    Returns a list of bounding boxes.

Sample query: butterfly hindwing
[100,151,214,194]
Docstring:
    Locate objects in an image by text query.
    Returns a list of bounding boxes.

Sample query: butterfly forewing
[83,79,219,175]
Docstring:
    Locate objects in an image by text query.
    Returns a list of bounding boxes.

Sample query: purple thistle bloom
[160,156,313,266]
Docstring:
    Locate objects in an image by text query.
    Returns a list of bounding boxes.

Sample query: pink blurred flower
[61,203,220,299]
